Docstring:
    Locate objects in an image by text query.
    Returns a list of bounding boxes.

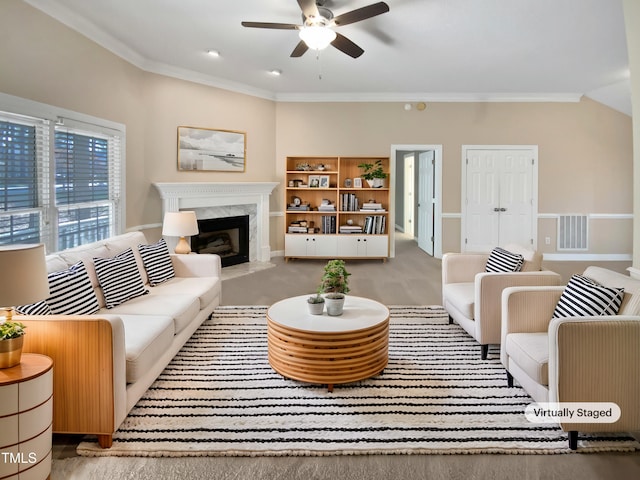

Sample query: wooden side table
[0,353,53,480]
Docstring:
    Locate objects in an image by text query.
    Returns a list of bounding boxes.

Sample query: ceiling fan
[241,0,390,59]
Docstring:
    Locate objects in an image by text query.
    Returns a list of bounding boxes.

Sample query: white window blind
[0,101,124,252]
[54,124,122,250]
[0,112,50,245]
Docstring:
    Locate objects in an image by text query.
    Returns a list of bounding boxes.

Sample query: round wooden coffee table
[266,295,389,391]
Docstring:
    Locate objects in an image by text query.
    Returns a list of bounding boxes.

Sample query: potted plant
[358,160,388,188]
[307,287,325,315]
[320,259,350,316]
[0,318,26,369]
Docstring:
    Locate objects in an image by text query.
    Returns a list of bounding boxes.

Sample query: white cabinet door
[364,235,389,257]
[337,235,388,257]
[285,235,337,257]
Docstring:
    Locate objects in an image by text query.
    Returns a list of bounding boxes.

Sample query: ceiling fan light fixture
[299,25,337,51]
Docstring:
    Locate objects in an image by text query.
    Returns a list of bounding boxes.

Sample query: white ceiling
[25,0,631,114]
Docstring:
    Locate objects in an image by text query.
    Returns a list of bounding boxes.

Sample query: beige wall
[275,100,632,254]
[624,0,640,267]
[0,0,634,260]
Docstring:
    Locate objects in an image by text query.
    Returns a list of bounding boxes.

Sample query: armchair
[501,267,640,450]
[442,244,562,359]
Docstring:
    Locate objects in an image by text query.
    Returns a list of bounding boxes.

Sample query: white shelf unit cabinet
[284,156,390,261]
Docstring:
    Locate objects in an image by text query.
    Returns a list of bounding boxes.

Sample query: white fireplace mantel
[154,182,278,262]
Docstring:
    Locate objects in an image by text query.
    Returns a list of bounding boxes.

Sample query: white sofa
[20,231,222,448]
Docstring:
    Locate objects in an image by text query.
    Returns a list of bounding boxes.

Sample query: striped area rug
[77,305,640,457]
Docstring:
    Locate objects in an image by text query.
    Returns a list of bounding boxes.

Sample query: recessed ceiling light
[269,69,282,76]
[207,50,220,57]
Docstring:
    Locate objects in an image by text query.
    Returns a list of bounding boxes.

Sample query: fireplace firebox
[192,215,249,267]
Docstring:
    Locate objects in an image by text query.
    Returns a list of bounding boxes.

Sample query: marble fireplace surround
[154,182,279,262]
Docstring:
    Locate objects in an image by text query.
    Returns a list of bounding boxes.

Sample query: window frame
[0,93,126,253]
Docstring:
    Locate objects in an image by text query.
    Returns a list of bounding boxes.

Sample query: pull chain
[316,51,323,80]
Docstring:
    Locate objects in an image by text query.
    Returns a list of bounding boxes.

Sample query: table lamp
[0,244,50,322]
[162,211,199,254]
[0,244,50,368]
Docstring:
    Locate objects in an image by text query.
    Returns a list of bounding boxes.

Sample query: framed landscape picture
[177,126,246,172]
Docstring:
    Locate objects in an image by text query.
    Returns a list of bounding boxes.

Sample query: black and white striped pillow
[94,248,148,308]
[485,247,524,273]
[553,274,624,318]
[138,239,175,286]
[46,261,100,315]
[15,300,52,315]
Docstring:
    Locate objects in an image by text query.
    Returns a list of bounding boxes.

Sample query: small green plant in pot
[358,160,388,188]
[0,318,27,369]
[307,287,325,315]
[320,259,350,316]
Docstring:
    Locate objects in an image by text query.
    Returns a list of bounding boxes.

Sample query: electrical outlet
[545,236,551,245]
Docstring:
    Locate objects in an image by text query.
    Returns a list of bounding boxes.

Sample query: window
[0,95,124,252]
[54,126,121,250]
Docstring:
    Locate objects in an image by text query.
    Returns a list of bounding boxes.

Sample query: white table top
[267,295,389,333]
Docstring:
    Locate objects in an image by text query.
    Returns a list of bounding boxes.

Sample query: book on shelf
[288,226,309,233]
[339,225,363,234]
[361,202,383,210]
[287,205,310,211]
[340,193,360,212]
[321,215,336,234]
[363,215,386,234]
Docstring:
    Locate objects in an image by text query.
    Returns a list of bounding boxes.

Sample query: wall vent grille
[558,215,588,250]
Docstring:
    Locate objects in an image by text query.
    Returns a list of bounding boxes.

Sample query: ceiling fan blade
[297,0,320,19]
[290,40,309,57]
[241,21,299,30]
[333,2,390,27]
[331,33,364,58]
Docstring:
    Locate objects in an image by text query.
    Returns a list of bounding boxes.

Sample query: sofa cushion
[485,247,524,273]
[104,231,150,285]
[94,248,149,308]
[147,277,221,310]
[443,283,475,320]
[16,300,51,315]
[104,293,200,335]
[117,314,175,384]
[138,239,175,286]
[553,274,624,318]
[46,261,101,315]
[583,266,640,316]
[503,243,542,272]
[505,332,549,386]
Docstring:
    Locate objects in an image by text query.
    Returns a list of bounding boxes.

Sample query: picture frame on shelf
[308,175,320,188]
[353,177,363,188]
[177,126,246,172]
[319,175,330,188]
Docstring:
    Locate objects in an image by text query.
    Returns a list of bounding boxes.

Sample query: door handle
[500,208,507,212]
[494,207,507,212]
[493,207,501,212]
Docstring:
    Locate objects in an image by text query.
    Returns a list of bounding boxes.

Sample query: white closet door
[463,147,536,252]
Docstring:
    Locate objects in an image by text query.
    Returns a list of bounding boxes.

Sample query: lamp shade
[162,211,199,237]
[0,244,49,307]
[299,25,337,50]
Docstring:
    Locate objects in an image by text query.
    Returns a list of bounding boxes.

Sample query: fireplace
[192,215,250,267]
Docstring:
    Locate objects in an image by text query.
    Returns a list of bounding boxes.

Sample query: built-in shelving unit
[284,156,390,261]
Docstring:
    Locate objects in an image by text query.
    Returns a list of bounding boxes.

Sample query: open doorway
[391,145,443,258]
